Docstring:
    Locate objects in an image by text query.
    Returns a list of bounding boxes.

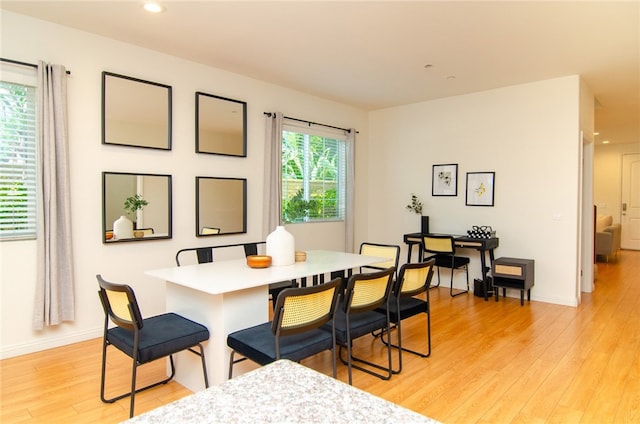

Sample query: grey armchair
[595,215,621,262]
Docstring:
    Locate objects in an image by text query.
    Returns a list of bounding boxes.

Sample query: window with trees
[0,80,37,240]
[281,124,346,223]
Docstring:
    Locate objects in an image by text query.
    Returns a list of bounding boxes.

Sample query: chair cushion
[376,295,428,324]
[227,322,334,366]
[106,312,209,364]
[328,308,388,344]
[433,253,469,268]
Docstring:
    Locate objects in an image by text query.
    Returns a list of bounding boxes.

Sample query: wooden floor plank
[1,249,638,423]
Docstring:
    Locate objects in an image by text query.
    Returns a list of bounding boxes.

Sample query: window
[281,123,347,223]
[0,80,37,240]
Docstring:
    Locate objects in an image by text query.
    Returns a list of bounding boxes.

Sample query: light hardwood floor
[1,250,638,423]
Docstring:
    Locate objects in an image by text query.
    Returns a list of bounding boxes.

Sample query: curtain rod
[0,57,71,75]
[264,112,358,134]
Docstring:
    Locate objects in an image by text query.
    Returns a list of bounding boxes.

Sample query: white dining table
[145,250,388,391]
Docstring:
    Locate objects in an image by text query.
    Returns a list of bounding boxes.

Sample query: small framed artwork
[432,164,458,196]
[466,172,495,206]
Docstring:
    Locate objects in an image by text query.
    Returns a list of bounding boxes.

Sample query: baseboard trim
[0,327,102,360]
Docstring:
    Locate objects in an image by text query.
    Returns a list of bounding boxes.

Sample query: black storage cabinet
[492,257,534,306]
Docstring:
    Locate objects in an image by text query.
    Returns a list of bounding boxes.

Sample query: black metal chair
[328,267,395,385]
[327,242,400,283]
[96,274,209,418]
[422,235,469,297]
[242,241,297,302]
[175,241,297,306]
[374,260,435,373]
[359,242,400,280]
[227,278,342,379]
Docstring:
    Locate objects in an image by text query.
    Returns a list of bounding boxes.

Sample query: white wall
[594,142,640,222]
[367,76,583,306]
[1,11,591,359]
[0,11,368,358]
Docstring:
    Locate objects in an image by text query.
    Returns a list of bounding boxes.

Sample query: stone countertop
[123,360,440,423]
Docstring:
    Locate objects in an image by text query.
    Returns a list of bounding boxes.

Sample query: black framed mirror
[196,176,247,236]
[102,71,172,150]
[102,172,172,243]
[196,92,246,157]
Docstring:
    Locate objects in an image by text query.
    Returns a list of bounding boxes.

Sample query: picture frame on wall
[466,172,495,206]
[432,164,458,196]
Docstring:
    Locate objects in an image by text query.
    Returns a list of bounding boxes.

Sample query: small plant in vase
[406,194,423,215]
[406,194,429,234]
[124,194,148,236]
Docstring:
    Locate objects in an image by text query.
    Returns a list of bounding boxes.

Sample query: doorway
[621,153,640,250]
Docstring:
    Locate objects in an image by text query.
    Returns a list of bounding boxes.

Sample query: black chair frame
[175,241,297,304]
[423,235,469,297]
[334,267,395,385]
[358,242,401,280]
[376,260,435,373]
[228,278,342,379]
[97,275,209,418]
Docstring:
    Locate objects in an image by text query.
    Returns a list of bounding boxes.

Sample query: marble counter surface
[124,360,439,423]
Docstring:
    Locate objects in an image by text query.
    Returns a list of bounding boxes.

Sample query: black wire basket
[466,225,496,239]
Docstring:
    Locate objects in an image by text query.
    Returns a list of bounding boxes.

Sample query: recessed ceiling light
[143,2,165,13]
[593,132,600,136]
[602,140,610,144]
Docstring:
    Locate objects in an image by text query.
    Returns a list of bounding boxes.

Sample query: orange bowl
[247,255,272,268]
[105,232,114,240]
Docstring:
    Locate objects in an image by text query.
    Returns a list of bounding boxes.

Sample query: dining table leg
[165,282,268,390]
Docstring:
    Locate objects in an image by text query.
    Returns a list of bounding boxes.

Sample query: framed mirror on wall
[196,176,247,236]
[102,71,172,150]
[196,92,247,157]
[102,172,172,243]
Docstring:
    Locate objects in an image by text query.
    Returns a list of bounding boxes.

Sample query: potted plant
[406,194,429,234]
[124,194,148,233]
[283,189,319,223]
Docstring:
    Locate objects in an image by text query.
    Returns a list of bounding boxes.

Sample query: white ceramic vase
[113,215,133,239]
[266,225,295,266]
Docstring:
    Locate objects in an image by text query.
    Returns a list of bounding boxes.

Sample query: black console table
[403,233,499,301]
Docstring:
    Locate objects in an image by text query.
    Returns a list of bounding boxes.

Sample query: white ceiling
[3,0,639,145]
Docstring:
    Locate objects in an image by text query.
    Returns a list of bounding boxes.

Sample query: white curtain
[263,112,283,239]
[345,129,355,252]
[33,61,75,330]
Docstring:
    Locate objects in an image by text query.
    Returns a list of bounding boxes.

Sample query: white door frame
[580,132,595,295]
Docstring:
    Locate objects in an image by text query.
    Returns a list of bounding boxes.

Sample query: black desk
[403,233,499,300]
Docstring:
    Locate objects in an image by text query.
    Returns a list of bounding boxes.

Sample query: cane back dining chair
[227,278,342,379]
[359,242,400,280]
[200,226,221,235]
[96,274,209,418]
[374,259,435,373]
[422,235,469,297]
[136,228,154,236]
[328,267,395,385]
